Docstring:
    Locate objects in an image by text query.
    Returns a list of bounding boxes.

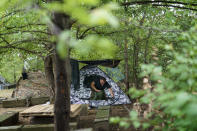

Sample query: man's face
[100,79,105,86]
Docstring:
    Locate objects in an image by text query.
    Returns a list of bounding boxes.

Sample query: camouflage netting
[13,71,52,98]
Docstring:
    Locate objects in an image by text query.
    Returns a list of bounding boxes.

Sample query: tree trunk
[144,30,152,64]
[133,41,140,89]
[49,12,72,131]
[124,38,129,91]
[133,42,137,88]
[54,54,71,131]
[44,55,55,97]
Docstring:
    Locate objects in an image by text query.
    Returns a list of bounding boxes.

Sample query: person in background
[22,67,28,80]
[84,75,114,100]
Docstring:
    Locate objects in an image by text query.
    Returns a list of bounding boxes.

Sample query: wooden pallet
[20,104,82,118]
[94,106,110,131]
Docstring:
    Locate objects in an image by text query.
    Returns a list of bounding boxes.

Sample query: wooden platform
[20,104,82,118]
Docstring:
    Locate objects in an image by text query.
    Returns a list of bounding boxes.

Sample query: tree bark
[54,54,71,131]
[45,1,72,129]
[144,30,152,64]
[124,38,129,91]
[133,42,138,88]
[44,55,55,97]
[49,12,72,131]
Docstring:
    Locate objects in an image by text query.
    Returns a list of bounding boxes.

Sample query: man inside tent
[84,75,114,100]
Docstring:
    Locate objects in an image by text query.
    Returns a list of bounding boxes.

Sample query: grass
[0,89,14,98]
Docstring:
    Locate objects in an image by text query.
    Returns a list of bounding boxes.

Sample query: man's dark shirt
[84,75,111,90]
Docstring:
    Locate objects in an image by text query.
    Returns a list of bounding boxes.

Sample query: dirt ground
[13,71,52,98]
[0,89,14,98]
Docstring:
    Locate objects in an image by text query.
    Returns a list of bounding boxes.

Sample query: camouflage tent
[70,59,131,107]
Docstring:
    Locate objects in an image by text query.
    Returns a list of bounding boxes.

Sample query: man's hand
[96,89,101,92]
[111,93,114,98]
[91,82,101,92]
[108,88,114,98]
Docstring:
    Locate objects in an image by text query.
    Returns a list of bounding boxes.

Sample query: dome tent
[70,59,131,107]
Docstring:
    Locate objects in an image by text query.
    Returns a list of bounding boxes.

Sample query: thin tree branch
[121,1,197,7]
[76,26,80,39]
[121,0,197,11]
[0,38,51,47]
[3,23,46,30]
[0,45,42,54]
[78,26,96,39]
[152,4,197,11]
[0,30,51,36]
[1,9,25,19]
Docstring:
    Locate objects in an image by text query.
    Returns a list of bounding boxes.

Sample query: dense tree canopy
[0,0,197,131]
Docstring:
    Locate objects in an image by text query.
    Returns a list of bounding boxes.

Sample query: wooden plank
[95,109,109,119]
[0,111,19,126]
[0,124,77,131]
[94,107,110,131]
[30,97,49,106]
[21,105,52,114]
[0,125,22,131]
[20,104,82,118]
[20,105,54,117]
[98,106,110,110]
[2,98,26,108]
[21,123,77,131]
[70,107,81,118]
[71,104,81,114]
[75,128,93,131]
[80,104,88,116]
[21,124,53,131]
[94,121,109,131]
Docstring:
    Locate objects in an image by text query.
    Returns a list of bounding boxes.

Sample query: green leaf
[57,31,70,59]
[110,117,120,124]
[90,8,119,27]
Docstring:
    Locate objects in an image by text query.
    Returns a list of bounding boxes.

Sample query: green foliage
[52,0,120,59]
[71,35,119,60]
[112,25,197,130]
[0,53,23,83]
[45,0,119,27]
[1,0,197,130]
[0,0,120,82]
